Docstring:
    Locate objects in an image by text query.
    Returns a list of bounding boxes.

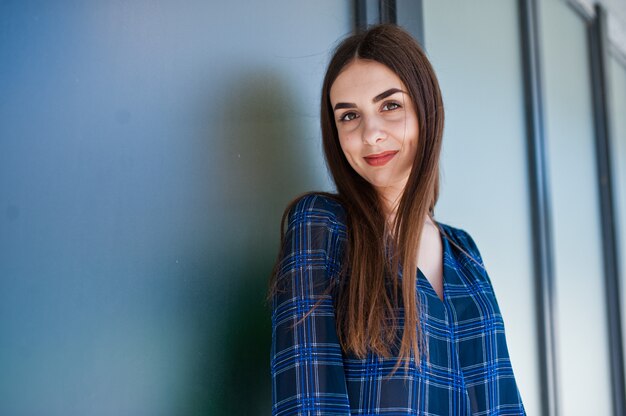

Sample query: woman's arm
[270,194,350,416]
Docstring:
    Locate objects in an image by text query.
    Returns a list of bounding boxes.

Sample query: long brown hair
[268,24,445,375]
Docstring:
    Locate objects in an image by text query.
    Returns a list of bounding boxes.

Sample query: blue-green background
[0,2,351,414]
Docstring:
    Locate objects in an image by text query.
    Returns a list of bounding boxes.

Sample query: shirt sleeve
[457,228,494,284]
[270,195,351,416]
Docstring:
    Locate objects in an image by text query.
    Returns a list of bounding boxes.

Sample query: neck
[375,185,403,223]
[378,189,433,233]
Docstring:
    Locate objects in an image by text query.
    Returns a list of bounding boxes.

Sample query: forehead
[330,59,405,102]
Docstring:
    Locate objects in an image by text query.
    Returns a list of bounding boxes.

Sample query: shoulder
[436,221,484,266]
[277,193,347,282]
[439,222,479,248]
[286,192,347,230]
[435,220,470,243]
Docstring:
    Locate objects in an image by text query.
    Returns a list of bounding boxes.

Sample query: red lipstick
[364,150,398,166]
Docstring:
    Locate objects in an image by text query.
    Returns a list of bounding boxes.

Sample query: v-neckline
[417,221,447,304]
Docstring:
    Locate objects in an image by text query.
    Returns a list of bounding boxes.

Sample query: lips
[364,150,399,166]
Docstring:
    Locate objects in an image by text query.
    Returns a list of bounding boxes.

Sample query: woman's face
[329,59,419,198]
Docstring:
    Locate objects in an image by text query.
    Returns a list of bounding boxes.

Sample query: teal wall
[0,2,352,414]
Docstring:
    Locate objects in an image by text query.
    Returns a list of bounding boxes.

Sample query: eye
[339,112,358,122]
[382,101,401,111]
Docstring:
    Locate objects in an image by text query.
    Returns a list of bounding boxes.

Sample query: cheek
[408,118,420,145]
[337,136,364,174]
[338,134,359,159]
[405,139,418,161]
[401,120,420,149]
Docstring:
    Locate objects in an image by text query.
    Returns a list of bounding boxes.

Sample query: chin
[364,176,395,188]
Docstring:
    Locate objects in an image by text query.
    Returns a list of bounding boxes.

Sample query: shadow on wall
[182,68,322,415]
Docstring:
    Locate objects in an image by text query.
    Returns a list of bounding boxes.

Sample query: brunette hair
[268,24,446,375]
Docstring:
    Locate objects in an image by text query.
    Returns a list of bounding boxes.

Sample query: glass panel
[0,1,351,414]
[608,53,626,399]
[539,0,612,414]
[422,1,540,414]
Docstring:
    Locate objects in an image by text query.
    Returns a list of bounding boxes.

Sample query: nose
[361,114,386,145]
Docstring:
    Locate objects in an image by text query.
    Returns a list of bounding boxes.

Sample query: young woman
[267,24,526,415]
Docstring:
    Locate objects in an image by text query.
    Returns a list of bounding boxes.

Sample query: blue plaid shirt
[270,193,526,415]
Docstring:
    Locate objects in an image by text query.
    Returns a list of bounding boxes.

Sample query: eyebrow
[333,88,406,111]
